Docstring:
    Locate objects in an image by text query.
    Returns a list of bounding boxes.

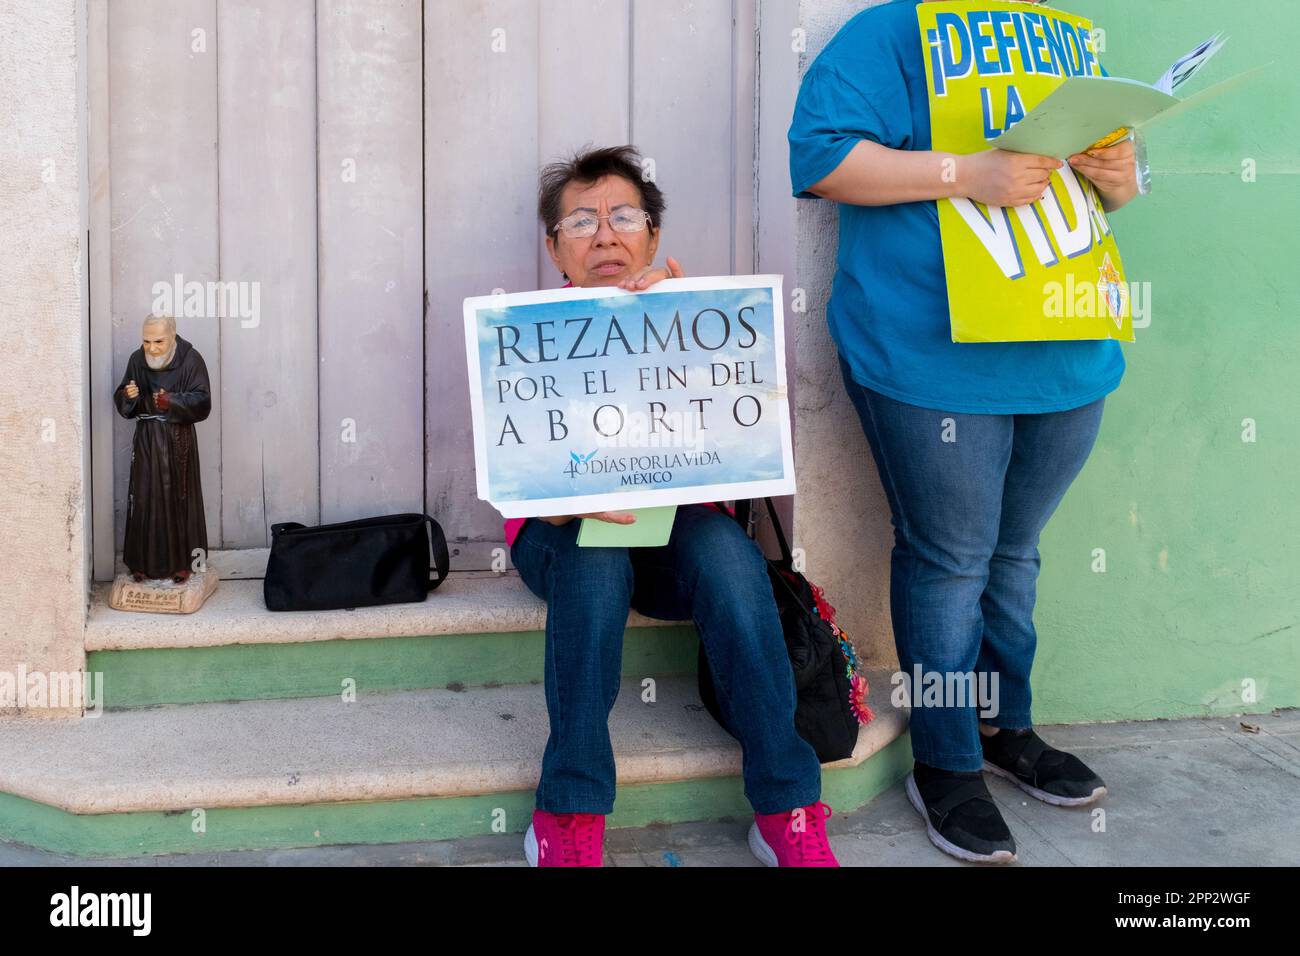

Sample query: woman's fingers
[623,268,665,290]
[578,510,637,524]
[1022,153,1064,172]
[1086,140,1135,161]
[1069,155,1131,173]
[618,267,653,290]
[995,146,1133,203]
[1068,156,1131,188]
[619,259,684,291]
[1069,141,1135,182]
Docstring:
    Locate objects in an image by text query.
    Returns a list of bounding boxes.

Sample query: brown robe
[113,336,211,579]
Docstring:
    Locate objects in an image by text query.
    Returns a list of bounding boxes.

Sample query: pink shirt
[504,516,528,546]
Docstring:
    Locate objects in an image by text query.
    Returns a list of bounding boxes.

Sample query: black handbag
[697,498,868,762]
[263,513,450,612]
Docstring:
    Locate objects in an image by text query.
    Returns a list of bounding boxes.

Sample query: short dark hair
[538,145,666,237]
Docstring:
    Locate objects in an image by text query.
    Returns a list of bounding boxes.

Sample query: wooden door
[94,0,759,579]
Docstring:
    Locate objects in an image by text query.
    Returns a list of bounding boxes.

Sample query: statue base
[109,570,219,614]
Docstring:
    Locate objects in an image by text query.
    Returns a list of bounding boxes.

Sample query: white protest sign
[463,276,796,519]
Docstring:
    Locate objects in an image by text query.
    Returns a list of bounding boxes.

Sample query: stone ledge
[86,572,689,652]
[0,671,904,815]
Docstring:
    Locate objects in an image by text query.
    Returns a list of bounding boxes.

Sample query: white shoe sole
[524,823,539,867]
[747,822,779,867]
[905,772,1017,865]
[982,760,1108,807]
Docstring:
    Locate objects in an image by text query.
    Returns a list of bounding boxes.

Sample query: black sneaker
[905,763,1017,864]
[981,728,1107,806]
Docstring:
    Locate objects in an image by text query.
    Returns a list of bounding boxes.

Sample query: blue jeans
[511,502,823,815]
[838,354,1105,772]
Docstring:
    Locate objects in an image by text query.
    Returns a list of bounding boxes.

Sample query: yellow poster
[918,1,1134,343]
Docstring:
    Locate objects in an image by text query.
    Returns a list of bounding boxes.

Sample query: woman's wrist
[939,151,967,200]
[1099,179,1139,212]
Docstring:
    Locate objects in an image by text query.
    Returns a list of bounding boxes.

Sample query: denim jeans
[511,502,823,815]
[837,354,1105,772]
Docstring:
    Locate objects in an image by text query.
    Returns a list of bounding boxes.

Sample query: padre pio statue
[110,314,217,613]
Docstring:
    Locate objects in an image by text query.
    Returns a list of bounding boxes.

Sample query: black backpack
[697,498,871,763]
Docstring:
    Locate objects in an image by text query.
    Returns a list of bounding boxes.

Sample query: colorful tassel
[849,673,875,725]
[809,580,872,725]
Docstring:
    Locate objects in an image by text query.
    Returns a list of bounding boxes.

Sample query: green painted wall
[1033,0,1298,722]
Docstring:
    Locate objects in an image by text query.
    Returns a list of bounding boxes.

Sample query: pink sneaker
[524,809,606,867]
[749,801,840,867]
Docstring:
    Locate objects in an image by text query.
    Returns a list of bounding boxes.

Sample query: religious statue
[109,314,217,613]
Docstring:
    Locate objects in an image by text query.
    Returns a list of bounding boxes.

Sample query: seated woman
[507,145,836,867]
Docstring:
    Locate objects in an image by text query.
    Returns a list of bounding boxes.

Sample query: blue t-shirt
[788,0,1125,414]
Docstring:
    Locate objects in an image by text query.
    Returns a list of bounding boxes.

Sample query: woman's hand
[538,511,638,526]
[957,149,1064,208]
[1068,138,1139,211]
[618,257,684,291]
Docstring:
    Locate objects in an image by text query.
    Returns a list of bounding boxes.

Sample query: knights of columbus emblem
[1096,252,1128,329]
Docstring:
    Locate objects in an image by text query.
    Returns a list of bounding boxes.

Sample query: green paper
[994,70,1260,160]
[576,506,677,548]
[1140,65,1268,134]
[994,76,1177,159]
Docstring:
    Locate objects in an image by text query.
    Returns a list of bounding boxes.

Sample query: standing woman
[509,145,836,867]
[788,0,1138,863]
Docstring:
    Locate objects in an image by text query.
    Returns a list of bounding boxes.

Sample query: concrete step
[87,573,686,651]
[86,574,698,708]
[0,671,909,857]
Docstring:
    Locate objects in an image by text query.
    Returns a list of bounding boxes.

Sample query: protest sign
[463,276,795,519]
[918,0,1133,343]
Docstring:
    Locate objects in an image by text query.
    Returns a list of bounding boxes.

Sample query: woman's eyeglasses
[553,208,653,239]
